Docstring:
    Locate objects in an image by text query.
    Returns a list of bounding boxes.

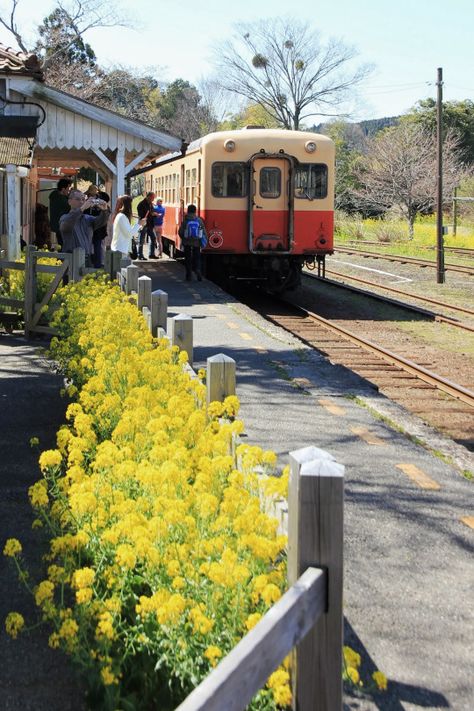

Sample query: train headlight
[224,139,236,152]
[305,140,317,153]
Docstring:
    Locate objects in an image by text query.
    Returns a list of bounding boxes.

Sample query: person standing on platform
[111,195,147,259]
[136,192,156,260]
[49,178,72,249]
[59,190,109,263]
[178,204,207,281]
[153,196,165,258]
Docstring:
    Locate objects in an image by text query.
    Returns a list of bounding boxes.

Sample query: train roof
[132,128,333,176]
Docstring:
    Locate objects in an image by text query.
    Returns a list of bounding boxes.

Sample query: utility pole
[452,185,458,237]
[436,67,445,284]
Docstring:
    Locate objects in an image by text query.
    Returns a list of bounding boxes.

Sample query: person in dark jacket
[136,192,155,260]
[48,178,72,248]
[178,204,207,281]
[83,190,110,267]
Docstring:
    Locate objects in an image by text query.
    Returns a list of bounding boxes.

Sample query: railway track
[337,240,474,258]
[333,246,474,275]
[303,270,474,333]
[241,290,474,451]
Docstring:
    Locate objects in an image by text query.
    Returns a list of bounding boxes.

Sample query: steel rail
[336,240,474,257]
[304,272,474,334]
[333,247,474,275]
[323,269,474,317]
[285,301,474,408]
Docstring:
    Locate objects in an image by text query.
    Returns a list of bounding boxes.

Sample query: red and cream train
[132,128,335,290]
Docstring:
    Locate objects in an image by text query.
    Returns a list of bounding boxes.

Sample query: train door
[250,156,293,253]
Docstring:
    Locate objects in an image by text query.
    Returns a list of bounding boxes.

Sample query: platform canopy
[0,44,182,201]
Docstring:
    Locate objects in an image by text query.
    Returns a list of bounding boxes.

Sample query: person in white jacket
[111,195,147,257]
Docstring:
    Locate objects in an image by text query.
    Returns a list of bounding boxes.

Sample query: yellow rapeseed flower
[5,612,25,639]
[372,670,388,691]
[3,538,22,557]
[204,645,222,667]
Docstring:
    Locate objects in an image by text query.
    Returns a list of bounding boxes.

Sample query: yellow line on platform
[318,398,347,416]
[396,463,441,490]
[461,516,474,529]
[226,322,239,329]
[239,333,253,340]
[351,426,387,445]
[254,346,268,354]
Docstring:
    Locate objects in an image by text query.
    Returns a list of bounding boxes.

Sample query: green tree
[220,102,280,130]
[403,99,474,165]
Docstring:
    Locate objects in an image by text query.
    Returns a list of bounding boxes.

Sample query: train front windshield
[294,164,328,200]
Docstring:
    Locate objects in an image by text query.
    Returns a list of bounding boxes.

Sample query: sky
[1,0,473,122]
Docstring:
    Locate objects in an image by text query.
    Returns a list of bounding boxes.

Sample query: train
[131,128,335,290]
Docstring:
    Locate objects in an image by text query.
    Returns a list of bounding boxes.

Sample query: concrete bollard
[206,353,236,405]
[151,289,168,336]
[126,264,140,295]
[72,247,85,282]
[171,313,193,366]
[142,306,152,331]
[120,267,127,292]
[138,275,152,310]
[111,251,122,281]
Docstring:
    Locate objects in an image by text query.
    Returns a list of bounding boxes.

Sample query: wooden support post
[24,244,37,339]
[206,354,236,405]
[151,289,168,336]
[138,275,152,311]
[142,306,152,331]
[111,251,122,282]
[171,313,193,366]
[288,446,344,711]
[72,248,85,282]
[126,264,140,295]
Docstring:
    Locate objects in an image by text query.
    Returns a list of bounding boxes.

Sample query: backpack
[184,217,202,240]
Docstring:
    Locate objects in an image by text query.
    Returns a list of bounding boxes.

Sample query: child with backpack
[178,204,207,281]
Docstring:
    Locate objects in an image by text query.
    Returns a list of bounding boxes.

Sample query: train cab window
[212,162,248,198]
[295,164,328,199]
[260,167,281,198]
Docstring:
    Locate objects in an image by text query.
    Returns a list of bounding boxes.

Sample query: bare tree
[0,0,128,69]
[353,122,466,238]
[214,17,370,130]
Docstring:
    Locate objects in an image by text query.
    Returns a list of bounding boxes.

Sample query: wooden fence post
[24,244,37,339]
[138,275,152,311]
[120,256,132,269]
[288,446,344,711]
[72,248,85,282]
[171,313,193,366]
[206,354,236,405]
[126,264,140,295]
[151,289,168,336]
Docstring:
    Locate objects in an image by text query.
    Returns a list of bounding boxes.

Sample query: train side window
[260,167,281,198]
[295,164,328,199]
[212,162,248,197]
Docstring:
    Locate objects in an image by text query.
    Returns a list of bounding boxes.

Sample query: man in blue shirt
[153,197,165,258]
